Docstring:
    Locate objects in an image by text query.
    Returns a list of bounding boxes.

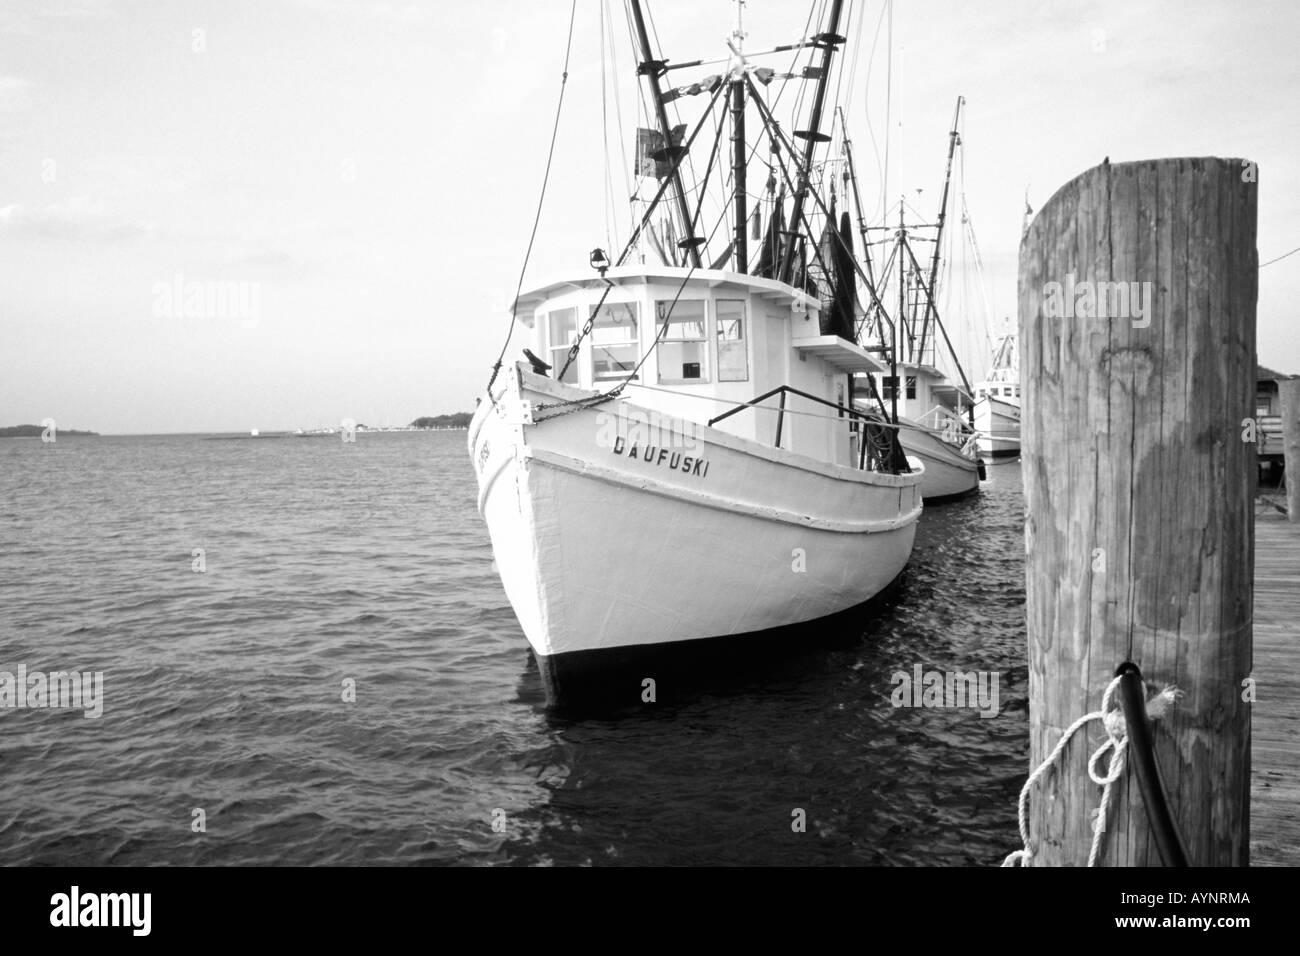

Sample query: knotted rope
[1003,675,1181,867]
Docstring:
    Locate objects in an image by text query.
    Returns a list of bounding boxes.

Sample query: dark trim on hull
[922,484,981,505]
[984,447,1022,459]
[534,572,906,714]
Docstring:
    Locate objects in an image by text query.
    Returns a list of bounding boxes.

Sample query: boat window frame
[545,307,580,384]
[654,298,710,386]
[589,300,642,383]
[715,298,749,383]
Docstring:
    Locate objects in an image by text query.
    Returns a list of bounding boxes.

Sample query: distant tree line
[410,413,471,429]
[0,424,99,437]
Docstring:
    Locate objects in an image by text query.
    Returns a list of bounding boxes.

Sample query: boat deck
[1250,514,1300,866]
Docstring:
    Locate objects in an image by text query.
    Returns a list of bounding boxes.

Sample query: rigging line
[485,0,579,397]
[829,0,851,137]
[604,0,635,240]
[610,185,740,394]
[601,0,614,251]
[860,0,889,225]
[748,77,893,330]
[688,103,730,238]
[728,2,819,247]
[882,0,892,225]
[1261,245,1300,267]
[672,2,821,277]
[643,1,703,213]
[622,0,654,200]
[840,0,868,118]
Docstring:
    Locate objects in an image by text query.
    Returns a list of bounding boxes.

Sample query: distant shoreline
[2,414,473,439]
[0,425,99,438]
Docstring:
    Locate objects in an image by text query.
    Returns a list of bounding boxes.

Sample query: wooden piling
[1279,379,1300,521]
[1020,158,1257,866]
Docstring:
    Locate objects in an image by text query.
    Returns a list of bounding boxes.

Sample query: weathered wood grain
[1020,157,1257,866]
[1250,518,1300,866]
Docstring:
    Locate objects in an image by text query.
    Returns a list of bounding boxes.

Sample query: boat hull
[975,395,1021,458]
[897,418,980,501]
[470,365,923,672]
[535,570,907,709]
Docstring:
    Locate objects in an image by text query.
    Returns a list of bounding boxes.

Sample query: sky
[1,0,1298,434]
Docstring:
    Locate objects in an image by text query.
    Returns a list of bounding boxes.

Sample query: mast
[778,0,845,285]
[730,3,747,271]
[899,233,978,429]
[893,199,903,426]
[628,0,702,267]
[837,107,874,295]
[916,95,963,365]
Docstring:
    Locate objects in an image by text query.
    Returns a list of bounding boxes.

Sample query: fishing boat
[852,98,983,502]
[871,363,982,499]
[469,0,922,703]
[974,327,1021,458]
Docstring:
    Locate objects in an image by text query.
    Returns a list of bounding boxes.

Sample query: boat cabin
[974,381,1021,402]
[859,362,974,434]
[512,266,888,469]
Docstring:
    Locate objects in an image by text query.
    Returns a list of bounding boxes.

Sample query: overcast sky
[2,0,1297,434]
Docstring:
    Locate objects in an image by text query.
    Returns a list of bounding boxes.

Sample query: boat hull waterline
[974,395,1021,458]
[470,365,924,673]
[895,417,980,501]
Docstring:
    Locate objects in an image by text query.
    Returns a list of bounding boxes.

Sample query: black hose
[1114,662,1191,867]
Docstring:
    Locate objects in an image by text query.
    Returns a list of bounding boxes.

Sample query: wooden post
[1280,379,1300,521]
[1021,158,1256,866]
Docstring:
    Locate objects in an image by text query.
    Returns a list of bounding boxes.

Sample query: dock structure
[1020,157,1257,866]
[1250,516,1300,866]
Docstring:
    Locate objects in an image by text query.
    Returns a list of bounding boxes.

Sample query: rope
[1002,675,1181,867]
[1260,245,1300,268]
[484,0,579,400]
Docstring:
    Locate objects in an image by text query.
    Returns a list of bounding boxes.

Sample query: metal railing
[707,384,909,474]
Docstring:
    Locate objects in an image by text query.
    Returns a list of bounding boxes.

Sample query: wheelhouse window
[547,308,578,384]
[882,376,914,400]
[656,299,708,384]
[590,302,640,382]
[716,299,748,382]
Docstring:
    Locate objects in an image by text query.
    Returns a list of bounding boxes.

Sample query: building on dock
[1258,365,1297,487]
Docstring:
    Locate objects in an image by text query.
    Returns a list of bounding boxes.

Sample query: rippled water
[0,433,1027,865]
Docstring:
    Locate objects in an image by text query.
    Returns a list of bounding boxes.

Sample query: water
[0,433,1027,866]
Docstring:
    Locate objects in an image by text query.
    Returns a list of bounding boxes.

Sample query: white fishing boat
[866,364,982,500]
[974,329,1021,458]
[852,99,983,502]
[469,0,922,703]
